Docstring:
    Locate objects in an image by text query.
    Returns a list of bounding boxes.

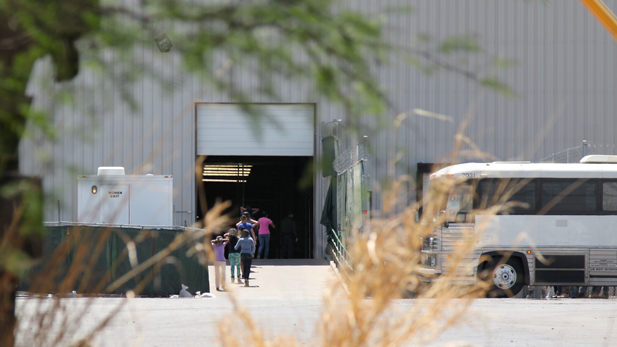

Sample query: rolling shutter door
[196,103,314,156]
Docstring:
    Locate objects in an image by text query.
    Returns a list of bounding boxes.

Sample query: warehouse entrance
[196,156,314,259]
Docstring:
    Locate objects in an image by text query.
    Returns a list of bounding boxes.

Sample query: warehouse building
[19,1,617,259]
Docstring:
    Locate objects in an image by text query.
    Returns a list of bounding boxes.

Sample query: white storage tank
[77,167,174,226]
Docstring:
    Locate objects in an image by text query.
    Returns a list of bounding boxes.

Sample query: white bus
[420,155,617,297]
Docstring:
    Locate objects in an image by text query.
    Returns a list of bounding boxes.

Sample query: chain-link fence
[540,142,617,163]
[333,145,366,174]
[320,131,367,277]
[321,120,340,138]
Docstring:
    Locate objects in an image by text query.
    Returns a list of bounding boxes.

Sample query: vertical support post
[336,119,342,154]
[567,149,570,163]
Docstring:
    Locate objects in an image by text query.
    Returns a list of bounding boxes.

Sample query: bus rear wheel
[482,256,525,298]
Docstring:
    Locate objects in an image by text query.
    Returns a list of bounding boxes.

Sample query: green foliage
[0,248,38,277]
[405,56,439,75]
[5,0,100,81]
[150,0,388,130]
[403,32,515,98]
[493,57,519,69]
[20,107,56,141]
[438,35,482,54]
[0,0,100,173]
[481,77,517,98]
[0,179,44,239]
[0,0,517,170]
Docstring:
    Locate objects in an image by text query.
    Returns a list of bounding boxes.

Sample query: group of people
[546,285,610,299]
[209,209,298,291]
[210,227,253,291]
[236,210,276,260]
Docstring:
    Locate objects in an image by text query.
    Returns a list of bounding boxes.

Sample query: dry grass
[212,172,497,347]
[5,141,506,347]
[8,198,232,347]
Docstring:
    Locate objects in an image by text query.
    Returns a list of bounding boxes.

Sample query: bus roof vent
[580,155,617,164]
[97,167,126,175]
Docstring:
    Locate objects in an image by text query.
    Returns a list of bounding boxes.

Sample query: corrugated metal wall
[19,1,617,258]
[362,0,617,211]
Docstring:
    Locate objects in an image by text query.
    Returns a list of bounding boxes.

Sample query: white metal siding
[196,104,314,156]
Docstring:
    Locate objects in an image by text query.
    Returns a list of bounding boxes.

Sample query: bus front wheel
[483,257,525,298]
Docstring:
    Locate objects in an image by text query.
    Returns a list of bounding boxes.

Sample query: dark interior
[196,156,314,258]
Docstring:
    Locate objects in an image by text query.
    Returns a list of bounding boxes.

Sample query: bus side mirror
[444,221,449,228]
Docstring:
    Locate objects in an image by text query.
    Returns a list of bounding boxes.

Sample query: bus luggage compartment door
[534,254,586,284]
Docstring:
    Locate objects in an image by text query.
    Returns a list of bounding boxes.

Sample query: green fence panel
[76,226,114,293]
[110,228,156,295]
[151,229,209,296]
[19,225,210,296]
[17,226,67,292]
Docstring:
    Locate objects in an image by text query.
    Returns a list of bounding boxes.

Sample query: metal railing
[321,119,369,279]
[327,227,353,278]
[540,141,617,163]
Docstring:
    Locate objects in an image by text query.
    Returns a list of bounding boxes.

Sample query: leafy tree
[0,1,386,345]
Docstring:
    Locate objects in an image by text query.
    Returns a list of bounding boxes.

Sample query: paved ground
[205,258,335,300]
[15,259,337,347]
[14,260,617,347]
[433,298,617,347]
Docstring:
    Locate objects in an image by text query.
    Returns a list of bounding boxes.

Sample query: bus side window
[603,182,617,211]
[478,178,535,214]
[541,179,596,213]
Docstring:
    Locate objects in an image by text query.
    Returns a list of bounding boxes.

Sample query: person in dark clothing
[236,212,258,258]
[237,212,257,239]
[569,286,588,298]
[240,205,259,219]
[554,286,563,297]
[591,286,609,298]
[234,228,255,287]
[280,213,297,258]
[224,228,242,283]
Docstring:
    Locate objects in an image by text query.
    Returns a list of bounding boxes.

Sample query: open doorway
[196,156,313,258]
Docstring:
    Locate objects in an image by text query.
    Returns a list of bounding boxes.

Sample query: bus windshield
[445,184,473,222]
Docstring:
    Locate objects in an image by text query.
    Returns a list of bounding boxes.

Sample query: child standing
[234,228,255,287]
[210,235,228,291]
[225,228,242,283]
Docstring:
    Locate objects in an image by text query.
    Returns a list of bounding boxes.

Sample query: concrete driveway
[16,259,336,347]
[15,259,617,347]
